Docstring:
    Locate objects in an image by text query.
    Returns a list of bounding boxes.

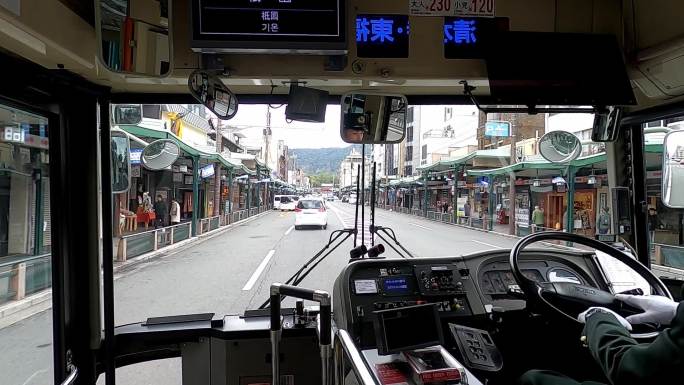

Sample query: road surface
[1,202,523,385]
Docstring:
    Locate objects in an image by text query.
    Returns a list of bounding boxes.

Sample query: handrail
[335,329,377,385]
[0,253,51,269]
[60,364,78,385]
[120,221,190,240]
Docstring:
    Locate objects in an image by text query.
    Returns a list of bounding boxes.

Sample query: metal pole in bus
[353,166,360,247]
[370,161,377,246]
[361,144,366,247]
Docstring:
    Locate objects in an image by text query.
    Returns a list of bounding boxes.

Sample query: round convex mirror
[538,131,582,164]
[141,139,180,170]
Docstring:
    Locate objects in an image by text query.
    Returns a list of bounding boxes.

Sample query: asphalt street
[1,202,522,385]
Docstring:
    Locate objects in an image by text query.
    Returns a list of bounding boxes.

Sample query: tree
[309,172,335,187]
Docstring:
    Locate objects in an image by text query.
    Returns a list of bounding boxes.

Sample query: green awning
[417,148,510,173]
[118,124,254,175]
[467,153,607,176]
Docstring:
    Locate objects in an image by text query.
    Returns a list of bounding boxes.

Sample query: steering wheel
[509,231,673,338]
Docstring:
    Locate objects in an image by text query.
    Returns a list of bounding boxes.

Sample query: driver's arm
[584,302,684,384]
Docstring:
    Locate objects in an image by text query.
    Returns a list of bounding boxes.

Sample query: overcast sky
[225,104,348,149]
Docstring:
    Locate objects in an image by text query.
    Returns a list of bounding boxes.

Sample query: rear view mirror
[591,106,622,142]
[340,92,407,144]
[112,104,142,125]
[111,131,131,193]
[141,139,180,170]
[538,130,582,164]
[95,0,171,77]
[662,130,684,208]
[188,70,239,120]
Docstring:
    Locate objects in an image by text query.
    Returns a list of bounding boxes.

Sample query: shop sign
[179,165,188,173]
[515,208,529,227]
[2,126,49,150]
[131,165,141,178]
[200,164,215,178]
[130,149,142,165]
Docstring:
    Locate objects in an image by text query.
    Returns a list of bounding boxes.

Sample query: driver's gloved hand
[578,307,632,330]
[615,294,680,325]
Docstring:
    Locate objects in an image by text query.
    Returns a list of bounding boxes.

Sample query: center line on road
[242,249,275,291]
[285,225,294,235]
[409,222,432,230]
[472,240,504,249]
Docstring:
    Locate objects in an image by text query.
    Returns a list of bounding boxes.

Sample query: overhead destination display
[191,0,346,54]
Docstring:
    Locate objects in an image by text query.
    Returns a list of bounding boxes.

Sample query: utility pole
[264,105,272,167]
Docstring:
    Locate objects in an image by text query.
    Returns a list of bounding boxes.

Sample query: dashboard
[332,250,602,348]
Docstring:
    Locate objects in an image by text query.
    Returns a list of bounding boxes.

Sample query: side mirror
[188,70,238,120]
[112,104,142,125]
[591,106,622,142]
[141,139,181,170]
[538,130,582,163]
[340,92,407,144]
[95,0,172,77]
[662,130,684,208]
[111,131,131,193]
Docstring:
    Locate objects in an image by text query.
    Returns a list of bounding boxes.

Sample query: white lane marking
[472,240,504,249]
[328,204,348,228]
[409,222,432,230]
[242,249,275,291]
[285,225,294,235]
[21,369,48,385]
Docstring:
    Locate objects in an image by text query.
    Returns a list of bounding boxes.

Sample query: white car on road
[294,198,328,230]
[279,196,296,211]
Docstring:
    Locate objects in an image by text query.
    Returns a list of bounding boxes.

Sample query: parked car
[273,195,284,210]
[294,198,328,230]
[279,196,296,211]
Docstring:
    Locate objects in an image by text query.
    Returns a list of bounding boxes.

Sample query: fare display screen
[381,277,412,295]
[191,0,346,53]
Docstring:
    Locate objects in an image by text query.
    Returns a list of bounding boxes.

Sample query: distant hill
[289,145,361,174]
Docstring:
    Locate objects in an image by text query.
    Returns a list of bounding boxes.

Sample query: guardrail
[117,206,271,262]
[0,253,51,306]
[117,222,192,262]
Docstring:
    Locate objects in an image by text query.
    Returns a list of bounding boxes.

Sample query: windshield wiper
[259,228,356,309]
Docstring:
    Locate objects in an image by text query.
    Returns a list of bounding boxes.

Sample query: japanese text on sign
[409,0,495,17]
[356,15,410,58]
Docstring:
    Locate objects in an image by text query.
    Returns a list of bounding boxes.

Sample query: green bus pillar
[488,177,495,231]
[33,169,43,255]
[423,172,429,216]
[247,178,252,211]
[565,166,576,246]
[228,170,233,216]
[192,156,200,237]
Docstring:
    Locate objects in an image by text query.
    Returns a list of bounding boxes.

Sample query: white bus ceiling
[1,0,684,109]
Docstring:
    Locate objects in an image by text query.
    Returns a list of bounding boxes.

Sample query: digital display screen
[443,17,508,59]
[383,277,408,292]
[356,14,410,58]
[374,304,443,355]
[192,0,346,53]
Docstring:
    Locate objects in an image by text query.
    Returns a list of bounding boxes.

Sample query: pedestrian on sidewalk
[154,194,168,228]
[170,198,181,225]
[464,201,471,218]
[532,205,544,232]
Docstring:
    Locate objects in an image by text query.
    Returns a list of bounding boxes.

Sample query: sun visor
[485,32,636,106]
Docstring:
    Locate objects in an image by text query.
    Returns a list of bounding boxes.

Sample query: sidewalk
[0,209,273,329]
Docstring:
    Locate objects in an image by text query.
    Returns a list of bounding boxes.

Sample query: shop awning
[417,148,510,174]
[117,124,255,175]
[467,152,607,177]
